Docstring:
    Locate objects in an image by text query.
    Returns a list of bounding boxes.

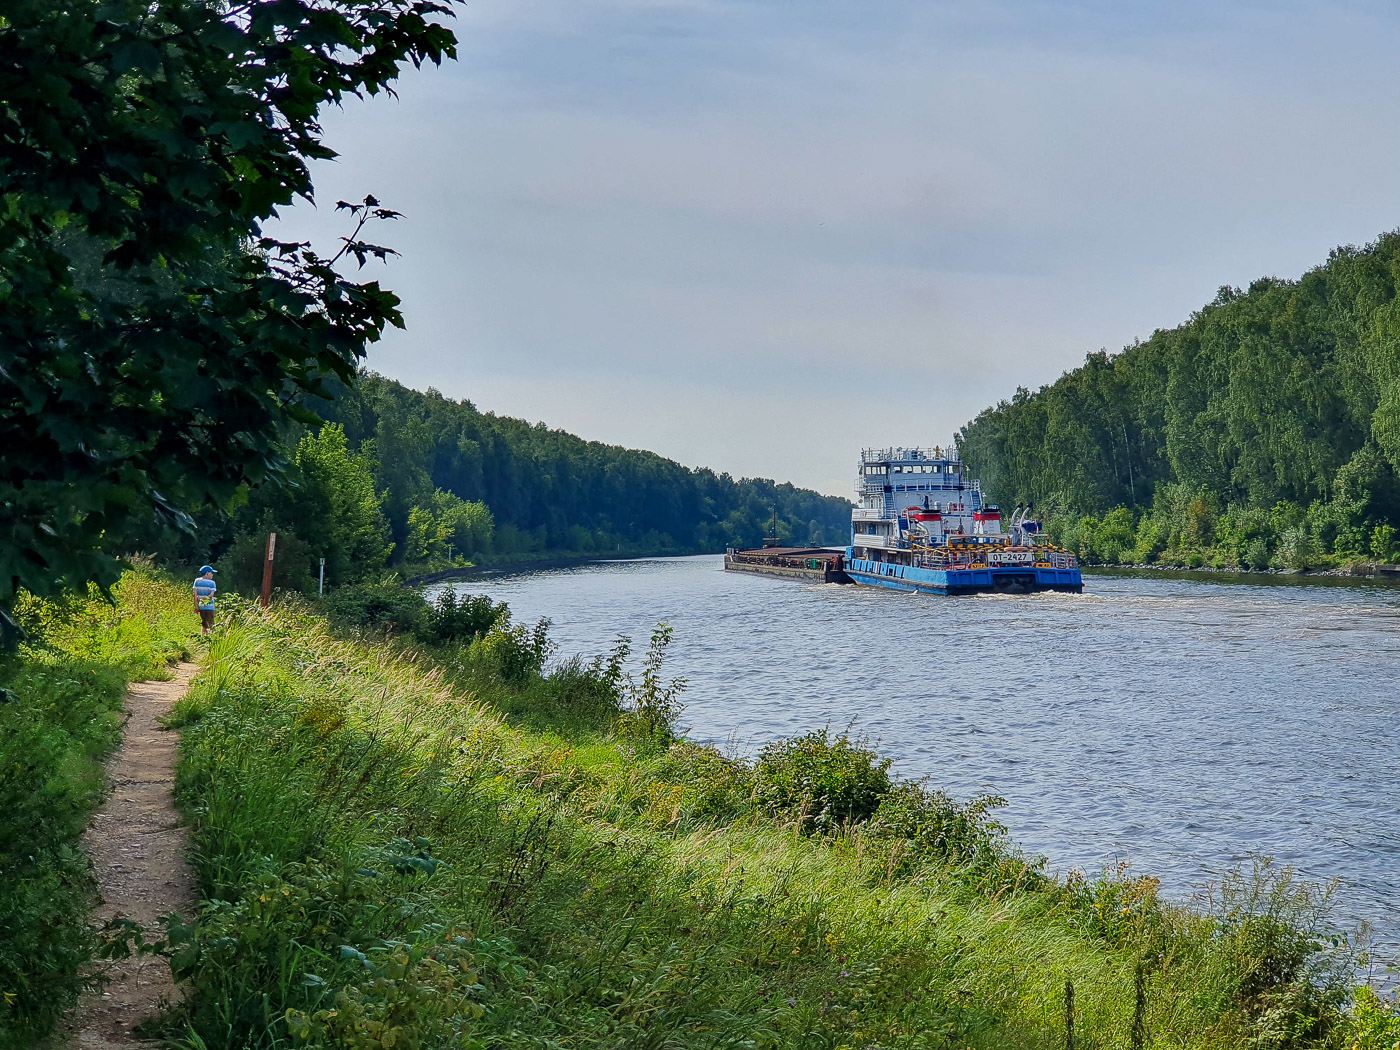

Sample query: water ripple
[439,556,1400,960]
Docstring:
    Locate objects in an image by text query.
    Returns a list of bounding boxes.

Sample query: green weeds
[0,571,193,1047]
[755,726,891,832]
[161,600,1384,1049]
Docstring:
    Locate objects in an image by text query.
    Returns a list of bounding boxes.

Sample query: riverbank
[5,571,1399,1047]
[1084,561,1400,585]
[169,590,1394,1048]
[403,546,712,586]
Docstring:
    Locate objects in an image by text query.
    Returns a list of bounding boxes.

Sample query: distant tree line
[957,231,1400,569]
[151,373,853,593]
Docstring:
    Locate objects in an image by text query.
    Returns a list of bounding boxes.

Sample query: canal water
[435,556,1400,959]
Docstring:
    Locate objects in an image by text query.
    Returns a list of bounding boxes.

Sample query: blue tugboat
[843,446,1082,595]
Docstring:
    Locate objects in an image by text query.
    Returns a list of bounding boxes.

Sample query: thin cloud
[287,0,1400,495]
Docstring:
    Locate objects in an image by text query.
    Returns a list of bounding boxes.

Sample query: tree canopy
[0,0,458,611]
[958,232,1400,567]
[331,374,854,559]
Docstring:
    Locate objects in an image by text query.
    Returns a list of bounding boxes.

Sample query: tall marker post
[260,532,276,608]
[318,557,325,597]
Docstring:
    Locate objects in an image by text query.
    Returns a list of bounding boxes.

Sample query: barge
[844,445,1081,594]
[725,445,1081,595]
[723,546,851,584]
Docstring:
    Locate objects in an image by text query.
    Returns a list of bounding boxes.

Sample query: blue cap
[198,565,217,574]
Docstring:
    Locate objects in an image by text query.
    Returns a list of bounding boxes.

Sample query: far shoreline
[1085,561,1400,588]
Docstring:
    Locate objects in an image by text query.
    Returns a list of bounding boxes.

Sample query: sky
[284,0,1400,497]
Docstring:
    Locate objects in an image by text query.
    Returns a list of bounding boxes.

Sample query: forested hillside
[156,374,851,591]
[958,232,1400,569]
[327,374,851,556]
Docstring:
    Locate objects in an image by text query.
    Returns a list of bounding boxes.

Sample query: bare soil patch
[64,662,198,1047]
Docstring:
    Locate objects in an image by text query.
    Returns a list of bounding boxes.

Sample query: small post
[260,532,276,608]
[318,557,325,598]
[1131,960,1147,1050]
[1064,978,1075,1050]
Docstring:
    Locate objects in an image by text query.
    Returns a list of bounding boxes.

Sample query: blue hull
[846,556,1082,595]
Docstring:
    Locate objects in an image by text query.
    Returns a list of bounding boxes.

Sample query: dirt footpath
[66,662,199,1047]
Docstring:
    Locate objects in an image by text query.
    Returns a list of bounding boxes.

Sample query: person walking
[193,565,218,635]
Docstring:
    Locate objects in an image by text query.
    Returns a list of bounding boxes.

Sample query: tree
[0,0,458,614]
[289,425,394,584]
[957,230,1400,564]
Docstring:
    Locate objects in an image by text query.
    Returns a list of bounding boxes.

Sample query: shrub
[423,589,507,644]
[156,850,487,1048]
[1343,986,1400,1050]
[1243,536,1273,571]
[615,624,686,743]
[1095,507,1136,563]
[324,582,429,636]
[755,727,891,833]
[1333,525,1369,560]
[662,740,755,819]
[536,637,629,728]
[1206,858,1355,1047]
[224,528,317,595]
[1370,523,1398,563]
[868,781,1035,887]
[1060,862,1166,948]
[1274,526,1315,570]
[467,619,554,684]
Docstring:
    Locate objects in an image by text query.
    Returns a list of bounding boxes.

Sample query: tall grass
[164,598,1386,1050]
[0,571,194,1047]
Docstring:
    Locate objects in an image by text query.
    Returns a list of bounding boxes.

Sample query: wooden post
[1064,978,1075,1050]
[1131,960,1147,1050]
[260,532,276,608]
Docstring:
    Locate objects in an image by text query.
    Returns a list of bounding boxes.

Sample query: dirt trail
[66,662,199,1048]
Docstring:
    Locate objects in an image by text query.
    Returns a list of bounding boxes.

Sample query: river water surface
[436,556,1399,958]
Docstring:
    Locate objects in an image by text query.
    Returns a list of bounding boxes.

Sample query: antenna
[763,506,781,548]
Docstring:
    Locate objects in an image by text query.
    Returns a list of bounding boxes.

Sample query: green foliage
[615,623,687,743]
[1371,523,1399,562]
[659,739,757,818]
[289,425,396,584]
[0,1,459,610]
[324,582,429,637]
[1059,863,1167,948]
[225,529,318,597]
[152,855,486,1049]
[159,603,1369,1050]
[1210,859,1351,1010]
[960,235,1400,567]
[0,571,192,1046]
[325,374,853,557]
[868,782,1034,887]
[405,491,493,564]
[422,589,506,644]
[755,727,892,832]
[466,618,555,685]
[1343,987,1400,1050]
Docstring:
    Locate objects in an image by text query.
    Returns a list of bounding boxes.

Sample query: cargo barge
[725,445,1082,595]
[723,546,851,584]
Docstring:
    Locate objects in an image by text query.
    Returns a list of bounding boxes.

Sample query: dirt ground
[63,662,199,1048]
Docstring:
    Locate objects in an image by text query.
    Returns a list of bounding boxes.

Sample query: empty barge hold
[724,546,852,584]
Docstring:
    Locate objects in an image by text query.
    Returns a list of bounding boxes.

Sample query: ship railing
[860,446,960,465]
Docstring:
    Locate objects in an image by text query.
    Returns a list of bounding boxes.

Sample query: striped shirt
[193,577,217,610]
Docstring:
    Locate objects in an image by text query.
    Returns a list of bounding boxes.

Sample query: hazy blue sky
[286,0,1400,496]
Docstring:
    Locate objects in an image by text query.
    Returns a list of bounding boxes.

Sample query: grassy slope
[163,599,1394,1050]
[0,573,194,1047]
